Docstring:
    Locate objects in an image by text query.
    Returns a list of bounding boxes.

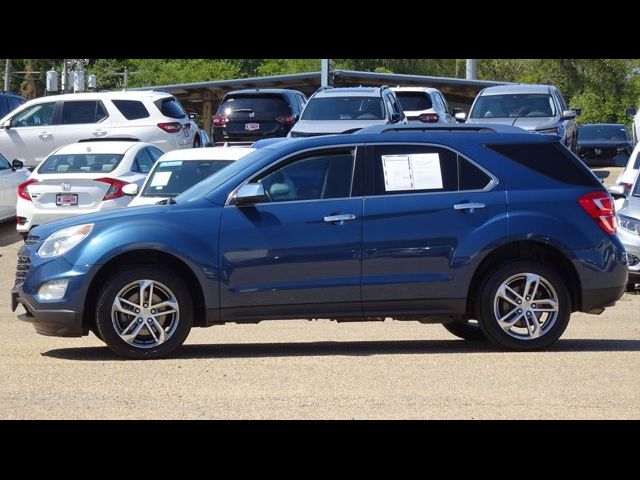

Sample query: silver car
[610,179,640,288]
[461,84,578,152]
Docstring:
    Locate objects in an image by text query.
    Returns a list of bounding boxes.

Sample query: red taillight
[418,113,439,123]
[18,179,38,202]
[157,122,182,133]
[276,114,296,126]
[95,178,129,201]
[578,191,617,234]
[212,115,229,127]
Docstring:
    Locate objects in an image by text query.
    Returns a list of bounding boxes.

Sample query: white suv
[391,87,457,124]
[0,90,196,168]
[288,86,407,137]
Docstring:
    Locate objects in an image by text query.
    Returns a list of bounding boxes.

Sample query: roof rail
[379,126,500,134]
[316,85,334,92]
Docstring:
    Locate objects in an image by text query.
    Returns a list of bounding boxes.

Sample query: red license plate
[56,194,78,206]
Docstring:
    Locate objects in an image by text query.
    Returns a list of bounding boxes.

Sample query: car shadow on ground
[0,220,22,248]
[42,338,640,361]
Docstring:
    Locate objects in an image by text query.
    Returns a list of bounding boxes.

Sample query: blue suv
[11,125,628,359]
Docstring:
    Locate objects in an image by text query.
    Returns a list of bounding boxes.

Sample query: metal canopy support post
[202,90,212,136]
[4,59,11,91]
[321,59,330,87]
[466,59,477,80]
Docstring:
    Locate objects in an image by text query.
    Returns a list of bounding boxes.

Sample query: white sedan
[16,140,164,235]
[0,153,30,222]
[127,147,255,207]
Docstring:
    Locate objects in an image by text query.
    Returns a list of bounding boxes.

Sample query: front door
[362,143,507,316]
[0,101,58,167]
[219,146,364,320]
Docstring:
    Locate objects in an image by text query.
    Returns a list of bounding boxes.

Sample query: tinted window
[302,97,385,121]
[132,148,155,174]
[371,145,458,195]
[0,153,10,170]
[61,101,107,124]
[486,142,602,187]
[470,94,556,119]
[578,125,629,141]
[11,102,56,127]
[0,97,8,116]
[395,92,433,111]
[217,94,290,116]
[459,158,491,190]
[10,97,25,111]
[142,160,234,197]
[39,154,124,174]
[112,100,150,120]
[147,147,164,161]
[255,149,355,202]
[154,97,186,119]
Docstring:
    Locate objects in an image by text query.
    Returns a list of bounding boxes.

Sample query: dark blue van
[12,125,628,358]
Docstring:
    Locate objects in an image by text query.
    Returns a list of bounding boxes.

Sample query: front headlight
[37,224,94,258]
[536,127,560,135]
[618,215,640,235]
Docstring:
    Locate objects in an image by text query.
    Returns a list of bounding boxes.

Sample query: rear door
[54,100,111,149]
[361,142,507,316]
[218,94,291,140]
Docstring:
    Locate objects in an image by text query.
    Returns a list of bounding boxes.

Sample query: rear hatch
[28,174,120,210]
[153,96,192,146]
[215,94,291,140]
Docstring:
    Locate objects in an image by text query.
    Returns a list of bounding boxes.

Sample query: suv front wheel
[477,261,571,350]
[95,266,193,359]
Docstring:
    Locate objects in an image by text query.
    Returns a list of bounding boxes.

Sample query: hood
[30,204,170,239]
[128,196,166,207]
[291,119,389,135]
[466,116,559,131]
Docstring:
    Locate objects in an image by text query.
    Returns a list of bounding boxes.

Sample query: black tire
[442,320,487,341]
[95,266,193,359]
[476,261,571,351]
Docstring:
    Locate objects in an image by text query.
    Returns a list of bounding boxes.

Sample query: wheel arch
[466,240,582,317]
[83,249,207,332]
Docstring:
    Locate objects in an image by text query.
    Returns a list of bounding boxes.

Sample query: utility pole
[62,59,69,93]
[466,59,477,80]
[114,66,138,91]
[4,59,11,91]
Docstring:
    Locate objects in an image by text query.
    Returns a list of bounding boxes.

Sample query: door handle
[324,213,356,224]
[38,132,51,139]
[453,202,486,212]
[92,129,107,136]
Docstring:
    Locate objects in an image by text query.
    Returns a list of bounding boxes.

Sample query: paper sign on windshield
[150,171,172,188]
[381,153,443,191]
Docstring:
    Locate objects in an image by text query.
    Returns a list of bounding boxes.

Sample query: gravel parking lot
[1,166,638,420]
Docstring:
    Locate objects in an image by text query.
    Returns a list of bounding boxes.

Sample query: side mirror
[626,107,637,116]
[390,113,402,124]
[2,120,10,130]
[188,113,197,120]
[572,108,581,116]
[122,183,139,196]
[454,112,467,122]
[608,184,626,199]
[231,183,267,206]
[11,159,23,171]
[561,110,576,120]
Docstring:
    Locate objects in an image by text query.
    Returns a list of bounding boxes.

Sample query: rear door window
[61,101,108,124]
[132,148,155,174]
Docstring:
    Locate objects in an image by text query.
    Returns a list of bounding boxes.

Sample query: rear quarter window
[112,100,150,120]
[154,97,187,119]
[486,142,601,187]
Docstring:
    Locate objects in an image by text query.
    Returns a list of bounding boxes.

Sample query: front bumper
[618,227,640,281]
[11,241,96,338]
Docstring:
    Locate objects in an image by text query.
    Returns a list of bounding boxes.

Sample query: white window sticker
[382,155,413,191]
[159,161,183,167]
[410,153,443,190]
[381,153,443,191]
[150,171,172,187]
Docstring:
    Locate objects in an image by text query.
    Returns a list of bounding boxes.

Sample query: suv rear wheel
[477,261,570,350]
[95,266,193,359]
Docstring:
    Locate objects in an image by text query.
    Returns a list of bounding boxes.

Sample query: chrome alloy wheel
[492,272,559,340]
[111,279,180,348]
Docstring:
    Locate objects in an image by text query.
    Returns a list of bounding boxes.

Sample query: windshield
[142,160,234,197]
[301,97,385,120]
[470,94,556,119]
[38,153,124,174]
[395,92,433,111]
[177,148,274,202]
[579,125,629,141]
